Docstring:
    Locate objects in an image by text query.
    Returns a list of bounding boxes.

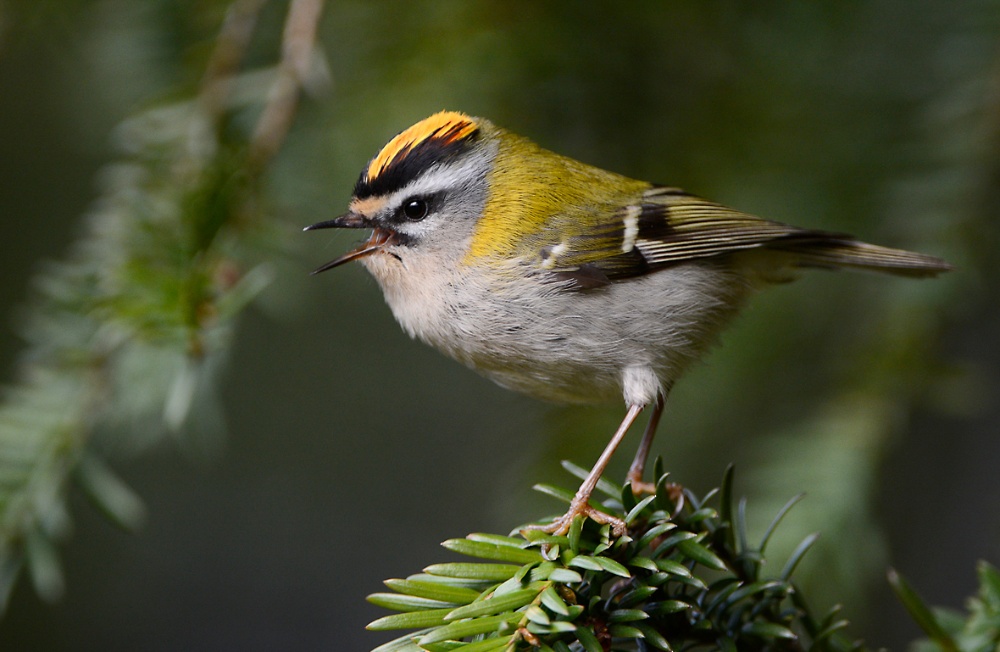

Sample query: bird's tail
[770,233,953,277]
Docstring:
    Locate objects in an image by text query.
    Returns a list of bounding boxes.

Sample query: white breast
[364,250,754,407]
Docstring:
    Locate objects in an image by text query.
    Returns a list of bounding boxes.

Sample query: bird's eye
[402,198,428,221]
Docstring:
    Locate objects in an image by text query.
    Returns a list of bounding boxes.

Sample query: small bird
[306,111,951,535]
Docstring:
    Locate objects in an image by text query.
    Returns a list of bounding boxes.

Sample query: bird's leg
[625,386,683,504]
[525,404,645,537]
[625,391,664,494]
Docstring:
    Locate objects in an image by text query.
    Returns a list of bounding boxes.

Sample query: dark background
[1,1,998,650]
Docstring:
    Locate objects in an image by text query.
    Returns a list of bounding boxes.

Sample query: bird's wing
[539,186,806,288]
[539,186,950,289]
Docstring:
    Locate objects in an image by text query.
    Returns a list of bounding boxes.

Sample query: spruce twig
[367,464,865,652]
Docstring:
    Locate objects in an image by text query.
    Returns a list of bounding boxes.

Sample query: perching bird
[306,111,951,534]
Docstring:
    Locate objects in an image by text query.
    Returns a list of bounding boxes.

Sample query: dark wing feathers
[543,187,951,287]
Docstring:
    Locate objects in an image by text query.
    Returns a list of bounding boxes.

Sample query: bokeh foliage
[0,0,997,649]
[0,0,318,615]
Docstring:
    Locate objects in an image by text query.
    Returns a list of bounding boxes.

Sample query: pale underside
[362,250,754,408]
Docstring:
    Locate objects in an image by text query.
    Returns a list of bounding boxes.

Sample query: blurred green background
[0,0,998,649]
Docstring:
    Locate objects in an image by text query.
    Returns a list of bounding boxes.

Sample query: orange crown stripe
[365,111,478,182]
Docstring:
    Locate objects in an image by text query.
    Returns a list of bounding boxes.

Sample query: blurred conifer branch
[0,0,325,611]
[890,562,1000,652]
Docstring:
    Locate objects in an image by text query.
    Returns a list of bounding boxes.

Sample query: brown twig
[249,0,328,169]
[193,0,326,170]
[198,0,270,127]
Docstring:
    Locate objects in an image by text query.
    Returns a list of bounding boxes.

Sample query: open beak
[304,213,395,275]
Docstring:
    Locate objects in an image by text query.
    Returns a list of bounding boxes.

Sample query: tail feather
[771,234,953,278]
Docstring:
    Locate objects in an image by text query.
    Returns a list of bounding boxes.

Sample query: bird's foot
[523,496,627,537]
[627,468,684,498]
[627,473,686,516]
[627,478,658,495]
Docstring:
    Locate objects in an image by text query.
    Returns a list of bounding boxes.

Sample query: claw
[523,496,627,537]
[626,478,658,495]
